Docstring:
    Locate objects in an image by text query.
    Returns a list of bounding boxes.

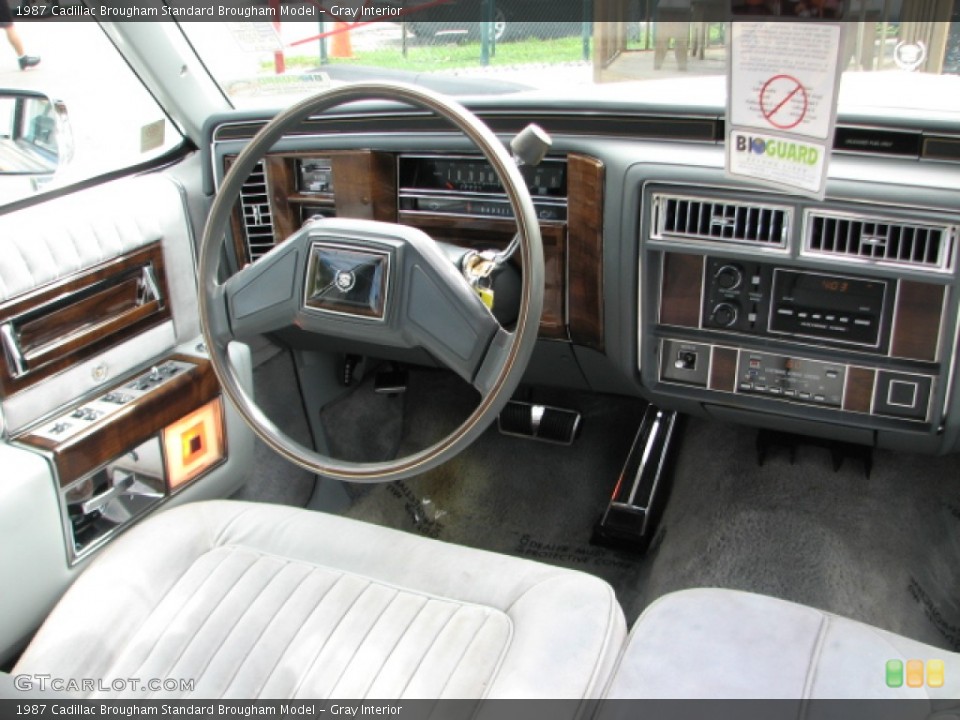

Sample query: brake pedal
[498,401,581,445]
[593,405,679,552]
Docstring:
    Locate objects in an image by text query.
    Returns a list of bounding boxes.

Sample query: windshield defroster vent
[804,211,956,273]
[653,193,790,250]
[238,160,276,263]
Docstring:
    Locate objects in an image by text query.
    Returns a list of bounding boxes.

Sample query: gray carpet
[245,355,960,652]
[231,345,317,508]
[334,369,651,619]
[639,416,960,651]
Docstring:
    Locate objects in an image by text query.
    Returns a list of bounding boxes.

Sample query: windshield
[180,14,960,120]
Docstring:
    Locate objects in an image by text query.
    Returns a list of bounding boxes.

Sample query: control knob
[712,302,739,328]
[715,264,743,291]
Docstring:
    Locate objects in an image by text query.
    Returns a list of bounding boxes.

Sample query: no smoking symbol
[760,74,809,130]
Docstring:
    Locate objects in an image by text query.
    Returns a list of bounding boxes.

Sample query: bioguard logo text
[734,135,820,166]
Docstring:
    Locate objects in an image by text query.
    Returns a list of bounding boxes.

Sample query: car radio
[701,257,892,351]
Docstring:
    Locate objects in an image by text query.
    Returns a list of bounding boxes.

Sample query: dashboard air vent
[805,212,956,273]
[238,160,275,263]
[654,193,789,249]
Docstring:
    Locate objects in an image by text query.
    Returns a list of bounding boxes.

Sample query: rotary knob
[712,302,739,328]
[715,264,743,291]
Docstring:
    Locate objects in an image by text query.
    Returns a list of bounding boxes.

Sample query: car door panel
[0,169,256,666]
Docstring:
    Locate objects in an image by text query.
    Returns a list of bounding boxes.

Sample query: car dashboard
[204,96,960,456]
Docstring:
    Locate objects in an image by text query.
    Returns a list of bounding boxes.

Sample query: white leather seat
[604,588,960,699]
[14,500,625,701]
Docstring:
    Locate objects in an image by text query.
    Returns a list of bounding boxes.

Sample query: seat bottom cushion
[604,588,959,699]
[15,500,625,700]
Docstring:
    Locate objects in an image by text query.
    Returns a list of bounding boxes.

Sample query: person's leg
[4,25,26,57]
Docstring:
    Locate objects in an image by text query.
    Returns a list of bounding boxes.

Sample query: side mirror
[0,89,73,183]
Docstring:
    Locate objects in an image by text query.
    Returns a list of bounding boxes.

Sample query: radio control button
[799,392,811,400]
[777,308,794,316]
[784,389,797,397]
[826,315,836,321]
[825,370,839,379]
[739,382,753,391]
[814,394,826,402]
[854,318,871,327]
[798,312,808,319]
[839,316,850,324]
[812,313,823,320]
[769,387,783,395]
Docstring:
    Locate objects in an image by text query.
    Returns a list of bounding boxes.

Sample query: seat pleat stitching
[361,597,431,700]
[800,613,829,707]
[435,612,494,699]
[289,580,381,700]
[94,547,239,690]
[396,603,462,699]
[253,571,349,699]
[324,589,403,700]
[284,578,374,700]
[164,558,292,700]
[218,565,314,699]
[126,551,265,688]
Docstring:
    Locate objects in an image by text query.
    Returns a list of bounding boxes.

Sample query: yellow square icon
[906,660,924,688]
[927,659,945,688]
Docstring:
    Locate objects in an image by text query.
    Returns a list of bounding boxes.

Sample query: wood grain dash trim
[567,154,604,351]
[660,252,703,328]
[843,367,876,414]
[891,281,944,362]
[709,346,738,393]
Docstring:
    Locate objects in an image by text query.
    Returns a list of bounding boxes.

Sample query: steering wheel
[199,82,544,483]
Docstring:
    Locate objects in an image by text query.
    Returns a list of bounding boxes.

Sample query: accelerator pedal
[498,401,582,445]
[593,405,679,552]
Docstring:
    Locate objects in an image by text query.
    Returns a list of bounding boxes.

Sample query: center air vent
[238,160,276,263]
[804,211,956,273]
[653,193,790,250]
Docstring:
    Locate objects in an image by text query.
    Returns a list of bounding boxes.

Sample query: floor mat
[639,416,960,651]
[335,369,652,620]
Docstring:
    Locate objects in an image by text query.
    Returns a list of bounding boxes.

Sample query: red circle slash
[759,74,809,130]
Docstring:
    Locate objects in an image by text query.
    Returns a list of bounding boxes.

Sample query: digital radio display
[769,269,887,347]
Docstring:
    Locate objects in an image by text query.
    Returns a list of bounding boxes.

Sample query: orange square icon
[906,660,924,688]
